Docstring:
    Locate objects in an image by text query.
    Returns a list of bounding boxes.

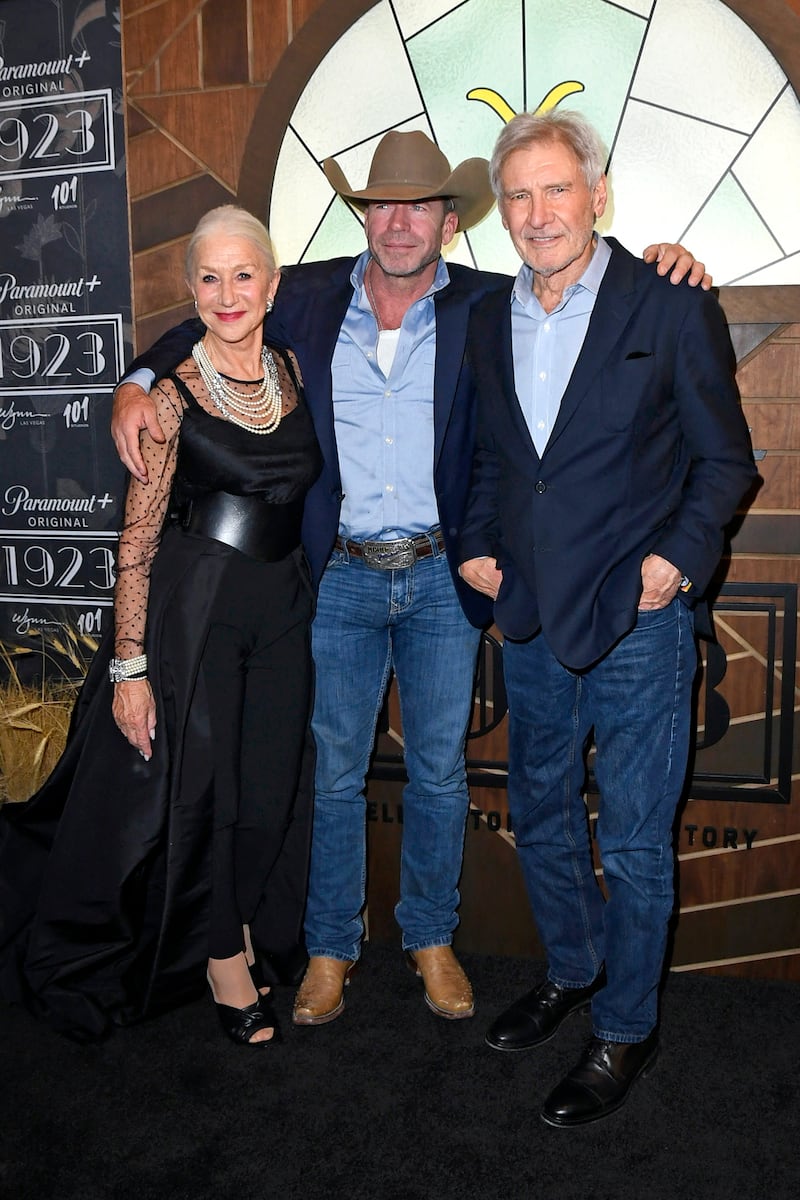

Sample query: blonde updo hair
[185,205,277,280]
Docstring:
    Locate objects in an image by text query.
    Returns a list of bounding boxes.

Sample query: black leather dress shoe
[485,973,604,1052]
[541,1031,659,1126]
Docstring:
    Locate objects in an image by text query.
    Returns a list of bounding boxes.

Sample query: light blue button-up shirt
[334,250,448,540]
[511,235,611,456]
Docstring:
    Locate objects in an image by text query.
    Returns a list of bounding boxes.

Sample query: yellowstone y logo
[467,81,585,126]
[238,0,800,300]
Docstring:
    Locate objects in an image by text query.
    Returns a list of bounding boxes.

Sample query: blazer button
[535,480,547,493]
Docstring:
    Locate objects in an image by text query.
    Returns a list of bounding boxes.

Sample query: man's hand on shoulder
[642,243,712,290]
[111,382,164,483]
[459,556,503,599]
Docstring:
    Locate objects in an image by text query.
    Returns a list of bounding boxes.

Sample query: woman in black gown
[0,206,322,1044]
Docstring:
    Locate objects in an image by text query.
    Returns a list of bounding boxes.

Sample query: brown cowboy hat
[322,130,495,231]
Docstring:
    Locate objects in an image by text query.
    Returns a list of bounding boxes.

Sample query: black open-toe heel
[213,991,282,1047]
[248,958,271,995]
[209,959,281,1046]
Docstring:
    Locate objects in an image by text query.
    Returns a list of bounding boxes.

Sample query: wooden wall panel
[133,239,192,313]
[129,61,160,96]
[699,955,800,981]
[673,321,799,979]
[727,556,800,586]
[125,0,202,76]
[137,301,197,359]
[291,0,329,31]
[158,17,202,91]
[133,89,263,191]
[671,894,799,966]
[132,177,233,252]
[747,455,799,510]
[738,330,800,397]
[127,129,201,199]
[251,2,291,81]
[201,0,249,87]
[742,402,800,451]
[678,838,800,902]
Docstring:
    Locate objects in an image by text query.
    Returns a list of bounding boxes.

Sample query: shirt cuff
[118,367,155,393]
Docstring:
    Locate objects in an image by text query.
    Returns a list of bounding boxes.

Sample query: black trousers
[200,546,313,959]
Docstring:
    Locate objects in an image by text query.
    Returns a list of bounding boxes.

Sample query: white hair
[185,205,277,278]
[490,110,607,198]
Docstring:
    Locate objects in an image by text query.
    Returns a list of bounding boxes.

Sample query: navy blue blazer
[127,256,510,628]
[458,238,758,669]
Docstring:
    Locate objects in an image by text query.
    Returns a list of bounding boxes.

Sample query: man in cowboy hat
[111,129,707,1026]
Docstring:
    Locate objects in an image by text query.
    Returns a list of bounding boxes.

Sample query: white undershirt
[376,327,401,376]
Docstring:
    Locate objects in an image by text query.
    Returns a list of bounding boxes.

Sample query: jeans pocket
[635,598,678,627]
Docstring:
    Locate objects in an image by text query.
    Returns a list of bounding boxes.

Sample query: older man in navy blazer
[460,111,756,1126]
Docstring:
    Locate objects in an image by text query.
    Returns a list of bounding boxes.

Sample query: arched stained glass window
[239,0,800,315]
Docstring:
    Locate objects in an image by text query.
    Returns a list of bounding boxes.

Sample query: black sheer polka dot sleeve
[113,377,184,660]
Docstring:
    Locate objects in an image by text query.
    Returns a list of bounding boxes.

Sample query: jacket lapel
[543,240,639,456]
[487,287,539,461]
[301,262,355,479]
[432,274,472,469]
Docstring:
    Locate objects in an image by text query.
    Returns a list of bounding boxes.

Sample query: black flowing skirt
[0,527,314,1040]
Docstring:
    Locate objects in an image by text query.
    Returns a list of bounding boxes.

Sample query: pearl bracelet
[109,654,148,683]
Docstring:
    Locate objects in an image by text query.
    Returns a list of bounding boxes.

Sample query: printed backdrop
[0,0,130,677]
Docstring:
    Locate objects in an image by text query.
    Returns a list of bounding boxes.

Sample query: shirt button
[544,323,550,332]
[386,484,394,493]
[385,436,393,444]
[537,420,545,431]
[384,389,391,397]
[535,480,546,493]
[539,371,547,381]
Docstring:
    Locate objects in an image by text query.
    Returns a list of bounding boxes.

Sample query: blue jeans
[304,543,481,962]
[504,599,697,1042]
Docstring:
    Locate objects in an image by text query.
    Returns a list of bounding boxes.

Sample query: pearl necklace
[192,339,283,434]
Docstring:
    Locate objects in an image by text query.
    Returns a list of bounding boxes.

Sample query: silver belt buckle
[362,537,416,570]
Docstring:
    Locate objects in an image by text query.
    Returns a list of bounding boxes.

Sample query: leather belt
[176,491,303,562]
[334,527,445,570]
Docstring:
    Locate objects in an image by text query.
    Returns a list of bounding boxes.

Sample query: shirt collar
[350,249,451,301]
[511,233,611,309]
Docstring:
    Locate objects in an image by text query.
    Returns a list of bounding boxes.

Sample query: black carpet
[1,945,798,1200]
